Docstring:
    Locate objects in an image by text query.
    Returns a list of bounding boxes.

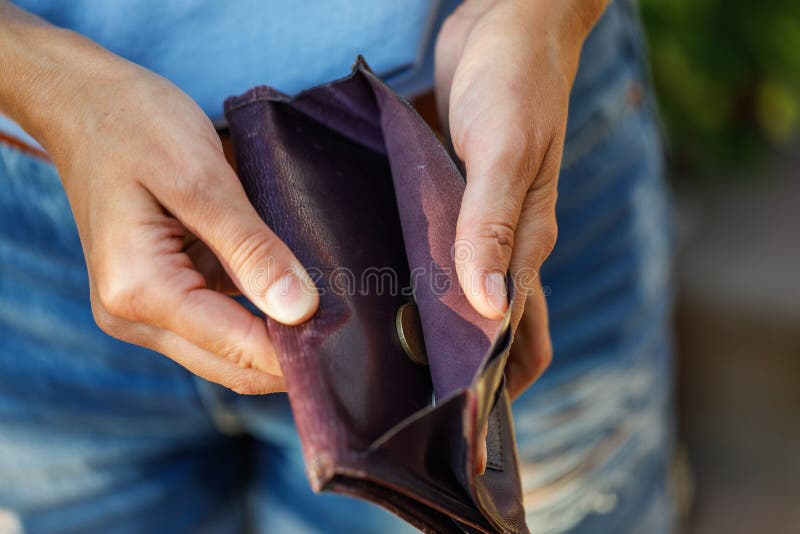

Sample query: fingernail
[263,268,318,325]
[483,271,508,316]
[476,438,488,475]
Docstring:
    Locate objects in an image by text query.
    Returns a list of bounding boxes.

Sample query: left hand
[435,0,608,403]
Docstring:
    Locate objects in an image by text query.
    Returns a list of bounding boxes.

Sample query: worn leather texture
[224,57,528,534]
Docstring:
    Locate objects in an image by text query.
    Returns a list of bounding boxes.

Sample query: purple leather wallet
[224,57,528,534]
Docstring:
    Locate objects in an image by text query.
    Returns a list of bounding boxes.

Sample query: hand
[435,0,607,473]
[435,0,607,400]
[0,19,318,394]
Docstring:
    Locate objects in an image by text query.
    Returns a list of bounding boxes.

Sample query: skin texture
[435,0,609,472]
[0,3,318,394]
[435,0,607,397]
[0,0,608,468]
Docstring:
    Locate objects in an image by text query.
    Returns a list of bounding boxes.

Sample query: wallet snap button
[396,303,428,366]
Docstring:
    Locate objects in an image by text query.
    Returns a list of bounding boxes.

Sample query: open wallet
[224,57,529,534]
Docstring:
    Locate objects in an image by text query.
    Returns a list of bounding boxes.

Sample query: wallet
[224,57,529,534]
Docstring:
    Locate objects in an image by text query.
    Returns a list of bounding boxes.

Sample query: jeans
[0,2,674,532]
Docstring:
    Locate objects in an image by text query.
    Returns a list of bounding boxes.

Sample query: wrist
[561,0,610,39]
[0,10,132,153]
[513,0,608,38]
[513,0,609,79]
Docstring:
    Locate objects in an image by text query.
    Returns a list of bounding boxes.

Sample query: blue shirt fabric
[2,0,457,147]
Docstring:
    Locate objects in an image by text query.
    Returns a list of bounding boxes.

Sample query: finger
[507,145,561,291]
[149,324,286,394]
[184,236,239,295]
[454,115,538,319]
[506,280,552,400]
[154,274,283,376]
[149,156,319,325]
[93,213,283,376]
[95,308,285,394]
[476,423,488,475]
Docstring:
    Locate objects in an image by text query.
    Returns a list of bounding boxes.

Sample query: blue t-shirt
[2,0,458,147]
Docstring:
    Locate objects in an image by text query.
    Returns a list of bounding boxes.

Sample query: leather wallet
[224,57,529,534]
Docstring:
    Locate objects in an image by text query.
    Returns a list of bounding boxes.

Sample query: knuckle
[94,275,147,322]
[458,220,516,267]
[529,345,553,383]
[539,338,554,368]
[439,3,477,40]
[540,220,559,256]
[89,295,121,337]
[515,215,558,274]
[228,231,280,277]
[520,331,553,384]
[218,344,254,370]
[166,155,232,210]
[170,168,214,208]
[228,374,264,395]
[440,11,462,33]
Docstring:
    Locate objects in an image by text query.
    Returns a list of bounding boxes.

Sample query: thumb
[454,128,534,320]
[154,161,319,325]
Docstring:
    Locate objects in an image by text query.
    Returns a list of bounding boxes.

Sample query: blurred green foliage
[640,0,800,176]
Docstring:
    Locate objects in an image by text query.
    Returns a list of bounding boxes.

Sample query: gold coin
[396,303,428,366]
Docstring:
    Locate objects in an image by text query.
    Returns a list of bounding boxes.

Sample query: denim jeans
[0,2,674,532]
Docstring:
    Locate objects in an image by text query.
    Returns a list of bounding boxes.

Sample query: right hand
[22,33,319,394]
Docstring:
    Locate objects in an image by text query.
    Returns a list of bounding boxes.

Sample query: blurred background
[639,1,800,532]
